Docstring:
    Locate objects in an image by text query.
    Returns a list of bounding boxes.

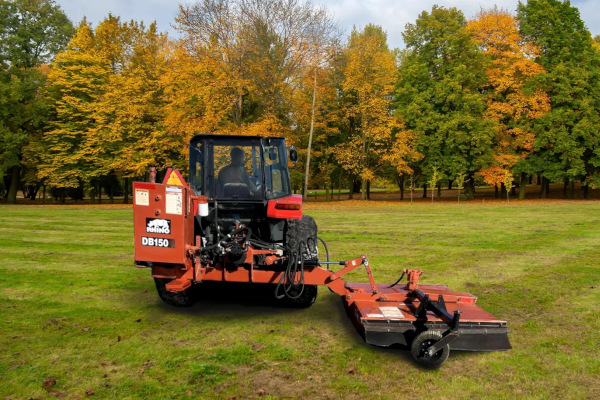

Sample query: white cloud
[55,0,600,48]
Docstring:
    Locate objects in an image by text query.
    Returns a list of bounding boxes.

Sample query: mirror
[289,147,298,162]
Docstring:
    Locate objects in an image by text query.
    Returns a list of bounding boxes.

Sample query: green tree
[518,0,600,198]
[0,0,74,203]
[395,6,494,200]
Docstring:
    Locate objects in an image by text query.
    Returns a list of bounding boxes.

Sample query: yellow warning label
[166,170,183,186]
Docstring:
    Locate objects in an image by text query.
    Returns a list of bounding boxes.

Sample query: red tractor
[133,134,510,368]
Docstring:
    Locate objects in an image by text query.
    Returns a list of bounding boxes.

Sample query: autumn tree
[295,46,342,200]
[395,6,494,200]
[518,0,600,198]
[467,7,550,200]
[93,18,173,202]
[334,24,398,200]
[175,0,334,138]
[0,0,74,203]
[32,23,111,202]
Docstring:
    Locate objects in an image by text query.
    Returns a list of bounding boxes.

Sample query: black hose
[387,270,406,289]
[317,237,329,269]
[274,241,307,300]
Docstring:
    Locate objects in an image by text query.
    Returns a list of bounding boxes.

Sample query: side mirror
[289,147,298,162]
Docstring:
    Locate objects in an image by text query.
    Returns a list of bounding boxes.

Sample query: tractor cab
[188,134,301,244]
[189,134,298,203]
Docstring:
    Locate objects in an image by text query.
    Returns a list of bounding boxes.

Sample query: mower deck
[343,283,511,352]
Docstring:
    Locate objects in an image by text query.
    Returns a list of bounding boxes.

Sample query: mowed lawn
[1,202,599,399]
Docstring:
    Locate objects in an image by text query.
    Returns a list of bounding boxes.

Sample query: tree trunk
[437,185,441,200]
[466,175,475,200]
[569,180,575,199]
[494,184,499,199]
[397,175,405,200]
[349,179,360,199]
[447,180,453,190]
[422,183,427,198]
[583,183,589,199]
[537,174,542,185]
[59,188,66,205]
[42,185,46,205]
[6,166,20,204]
[98,182,102,204]
[519,173,527,200]
[500,183,507,198]
[337,173,341,201]
[109,180,114,204]
[303,68,318,201]
[361,179,368,200]
[540,178,548,199]
[562,179,568,199]
[123,178,129,204]
[528,175,533,185]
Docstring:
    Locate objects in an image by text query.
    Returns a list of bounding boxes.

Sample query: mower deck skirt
[343,283,511,352]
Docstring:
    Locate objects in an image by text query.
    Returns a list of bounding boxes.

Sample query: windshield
[189,136,291,201]
[214,142,263,200]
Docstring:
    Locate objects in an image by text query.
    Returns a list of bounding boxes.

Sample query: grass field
[1,202,599,399]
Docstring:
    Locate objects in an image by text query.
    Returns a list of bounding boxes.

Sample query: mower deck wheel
[411,330,450,368]
[154,278,197,307]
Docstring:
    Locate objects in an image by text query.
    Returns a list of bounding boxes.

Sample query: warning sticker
[379,307,405,319]
[135,189,149,206]
[165,191,183,215]
[166,186,182,193]
[166,170,184,186]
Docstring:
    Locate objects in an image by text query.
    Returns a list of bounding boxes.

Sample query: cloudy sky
[56,0,600,49]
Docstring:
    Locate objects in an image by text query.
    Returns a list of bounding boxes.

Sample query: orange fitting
[404,269,423,291]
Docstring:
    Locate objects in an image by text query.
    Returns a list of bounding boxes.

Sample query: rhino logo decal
[146,218,171,234]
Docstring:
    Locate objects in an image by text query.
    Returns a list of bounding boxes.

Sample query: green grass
[1,202,599,399]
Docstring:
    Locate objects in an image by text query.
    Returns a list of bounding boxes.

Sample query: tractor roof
[190,134,285,143]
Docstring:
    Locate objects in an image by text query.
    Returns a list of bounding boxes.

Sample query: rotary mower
[132,134,510,368]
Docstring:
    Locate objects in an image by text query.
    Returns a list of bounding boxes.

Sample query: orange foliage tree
[467,8,550,198]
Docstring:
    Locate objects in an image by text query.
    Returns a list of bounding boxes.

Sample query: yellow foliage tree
[335,24,399,200]
[35,23,111,192]
[94,20,176,183]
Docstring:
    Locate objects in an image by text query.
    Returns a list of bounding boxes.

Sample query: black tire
[411,330,450,368]
[285,215,318,260]
[273,284,318,308]
[154,278,197,307]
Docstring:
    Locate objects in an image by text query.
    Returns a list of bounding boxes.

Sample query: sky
[56,0,600,49]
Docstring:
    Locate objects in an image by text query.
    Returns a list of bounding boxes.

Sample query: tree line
[1,0,600,203]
